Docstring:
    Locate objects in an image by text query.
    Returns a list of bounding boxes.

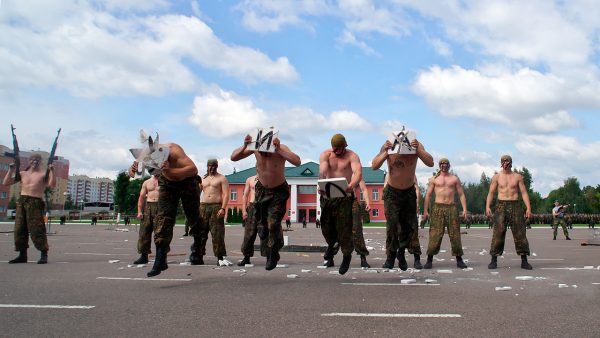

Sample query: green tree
[124,178,144,213]
[8,196,17,209]
[114,171,131,213]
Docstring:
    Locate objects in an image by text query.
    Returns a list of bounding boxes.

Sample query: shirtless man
[238,174,267,266]
[485,155,533,270]
[196,159,230,266]
[3,153,55,264]
[319,134,363,275]
[133,175,159,264]
[231,134,300,270]
[422,158,468,269]
[372,138,433,271]
[129,142,203,277]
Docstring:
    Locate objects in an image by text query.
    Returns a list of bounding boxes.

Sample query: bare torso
[19,169,49,199]
[495,171,521,201]
[144,177,159,203]
[386,154,418,190]
[431,173,460,204]
[320,149,356,182]
[201,173,227,203]
[247,176,257,203]
[161,143,198,181]
[255,151,287,188]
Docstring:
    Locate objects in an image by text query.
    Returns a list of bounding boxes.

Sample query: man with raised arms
[3,153,55,264]
[129,142,203,277]
[231,134,300,270]
[485,155,533,270]
[133,174,160,264]
[422,158,468,269]
[372,137,433,271]
[319,134,363,275]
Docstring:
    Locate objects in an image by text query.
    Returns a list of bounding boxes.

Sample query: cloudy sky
[1,0,599,196]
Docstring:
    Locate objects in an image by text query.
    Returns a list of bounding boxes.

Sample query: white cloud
[337,30,379,56]
[0,1,298,97]
[428,37,452,57]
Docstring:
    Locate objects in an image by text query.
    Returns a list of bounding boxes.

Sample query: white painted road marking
[0,304,94,309]
[97,277,192,281]
[322,313,461,318]
[342,283,440,286]
[510,258,564,261]
[64,253,130,256]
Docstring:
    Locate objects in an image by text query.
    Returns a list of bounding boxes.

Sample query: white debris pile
[495,286,512,291]
[515,276,534,281]
[462,267,474,271]
[108,260,120,264]
[301,269,312,273]
[233,269,246,273]
[276,264,289,268]
[479,249,487,256]
[218,259,233,266]
[114,228,129,232]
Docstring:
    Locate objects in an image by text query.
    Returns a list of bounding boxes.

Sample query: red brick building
[225,162,386,223]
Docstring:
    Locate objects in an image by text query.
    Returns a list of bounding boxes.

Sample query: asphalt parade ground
[0,222,599,337]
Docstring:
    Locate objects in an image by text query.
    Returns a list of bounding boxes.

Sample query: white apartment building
[68,175,114,205]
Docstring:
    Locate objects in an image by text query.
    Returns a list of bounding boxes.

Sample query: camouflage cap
[207,159,218,166]
[331,133,347,148]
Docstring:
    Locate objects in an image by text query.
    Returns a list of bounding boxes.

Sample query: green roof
[226,161,384,184]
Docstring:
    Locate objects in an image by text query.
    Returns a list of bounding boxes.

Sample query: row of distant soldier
[421,213,598,229]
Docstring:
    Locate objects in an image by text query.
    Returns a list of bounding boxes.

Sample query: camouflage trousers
[14,195,49,252]
[490,200,530,256]
[384,185,418,256]
[137,202,157,254]
[352,200,369,256]
[552,217,569,238]
[240,202,267,257]
[155,175,203,250]
[198,203,226,257]
[320,195,355,256]
[254,181,289,253]
[426,203,464,257]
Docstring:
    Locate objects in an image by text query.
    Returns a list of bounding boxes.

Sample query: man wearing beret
[231,133,301,270]
[422,158,469,269]
[319,133,364,275]
[485,154,533,270]
[195,159,231,266]
[372,135,434,271]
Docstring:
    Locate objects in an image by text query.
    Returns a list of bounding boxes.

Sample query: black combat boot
[566,236,571,240]
[553,235,556,240]
[382,253,395,269]
[360,254,370,268]
[521,255,532,270]
[9,250,27,264]
[397,248,408,271]
[189,236,204,265]
[37,251,48,264]
[424,255,433,269]
[237,256,251,266]
[413,254,423,269]
[133,253,148,264]
[488,255,498,269]
[147,246,168,277]
[339,255,351,275]
[323,245,336,268]
[456,256,467,269]
[265,249,280,271]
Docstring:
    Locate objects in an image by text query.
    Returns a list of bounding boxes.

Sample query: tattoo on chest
[392,159,405,168]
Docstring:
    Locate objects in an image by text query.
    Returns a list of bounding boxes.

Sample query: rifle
[45,128,61,182]
[10,124,21,182]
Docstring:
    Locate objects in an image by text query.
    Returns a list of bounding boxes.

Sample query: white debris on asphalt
[180,262,191,266]
[532,252,537,257]
[366,246,375,250]
[233,269,246,273]
[329,271,340,275]
[218,259,233,266]
[495,286,512,291]
[437,270,453,274]
[276,264,289,268]
[490,271,499,275]
[479,250,487,255]
[515,276,534,281]
[245,264,254,268]
[584,266,594,269]
[425,279,437,284]
[301,269,312,273]
[108,260,120,263]
[440,250,447,253]
[434,258,445,262]
[401,279,417,284]
[317,265,327,269]
[462,267,474,271]
[572,285,578,288]
[558,284,569,288]
[287,274,299,279]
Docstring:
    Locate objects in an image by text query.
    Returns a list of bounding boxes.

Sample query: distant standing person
[552,200,571,240]
[372,136,434,271]
[238,175,266,266]
[422,158,468,269]
[319,134,363,275]
[133,174,160,264]
[231,133,301,270]
[3,154,55,264]
[196,159,231,266]
[485,155,533,270]
[129,141,203,277]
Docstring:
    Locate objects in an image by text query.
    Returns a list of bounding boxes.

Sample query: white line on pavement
[322,313,461,318]
[64,253,130,256]
[540,267,599,270]
[97,277,192,281]
[0,304,94,309]
[510,258,564,261]
[592,283,600,285]
[341,283,440,286]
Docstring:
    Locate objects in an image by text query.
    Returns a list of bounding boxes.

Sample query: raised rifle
[9,124,21,182]
[45,128,61,182]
